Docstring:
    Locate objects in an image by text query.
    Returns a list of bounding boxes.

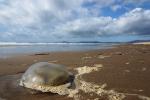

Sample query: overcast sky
[0,0,150,42]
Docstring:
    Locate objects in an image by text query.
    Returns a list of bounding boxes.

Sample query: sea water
[0,42,120,58]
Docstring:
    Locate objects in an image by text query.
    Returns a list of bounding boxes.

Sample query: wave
[0,42,112,46]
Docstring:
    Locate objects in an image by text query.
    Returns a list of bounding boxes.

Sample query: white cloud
[55,8,150,37]
[86,0,115,7]
[0,0,149,42]
[124,0,150,5]
[107,8,150,35]
[111,5,122,11]
[54,17,113,37]
[0,0,84,25]
[0,0,87,41]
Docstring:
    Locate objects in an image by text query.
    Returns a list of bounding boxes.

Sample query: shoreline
[133,42,150,45]
[0,44,117,59]
[0,41,149,59]
[0,44,150,100]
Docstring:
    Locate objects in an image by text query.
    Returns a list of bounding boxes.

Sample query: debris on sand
[142,67,147,71]
[114,52,123,55]
[138,95,150,100]
[124,69,130,73]
[48,60,58,63]
[125,62,130,65]
[81,56,92,60]
[34,53,50,56]
[97,55,110,59]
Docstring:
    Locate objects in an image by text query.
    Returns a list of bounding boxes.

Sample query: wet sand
[0,44,150,100]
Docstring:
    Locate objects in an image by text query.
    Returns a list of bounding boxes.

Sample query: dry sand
[0,44,150,100]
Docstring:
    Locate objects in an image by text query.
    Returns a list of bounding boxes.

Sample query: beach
[0,44,150,100]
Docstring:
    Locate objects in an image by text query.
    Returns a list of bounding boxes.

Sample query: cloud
[107,8,150,35]
[123,0,150,5]
[54,17,113,37]
[0,0,87,42]
[111,5,122,11]
[85,0,115,8]
[0,0,84,25]
[0,0,149,42]
[56,8,150,37]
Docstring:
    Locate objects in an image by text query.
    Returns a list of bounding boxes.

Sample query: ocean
[0,42,120,58]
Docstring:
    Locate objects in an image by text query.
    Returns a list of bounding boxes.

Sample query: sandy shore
[0,44,150,100]
[133,42,150,45]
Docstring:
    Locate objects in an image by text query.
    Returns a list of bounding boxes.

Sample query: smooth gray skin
[20,62,71,87]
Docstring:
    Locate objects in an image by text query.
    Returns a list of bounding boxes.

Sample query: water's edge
[0,43,121,58]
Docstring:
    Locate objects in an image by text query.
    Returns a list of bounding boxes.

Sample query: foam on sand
[69,64,126,100]
[25,63,150,100]
[75,64,102,75]
[68,64,150,100]
[20,81,71,95]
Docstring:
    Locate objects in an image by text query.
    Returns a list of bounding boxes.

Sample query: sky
[0,0,150,42]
